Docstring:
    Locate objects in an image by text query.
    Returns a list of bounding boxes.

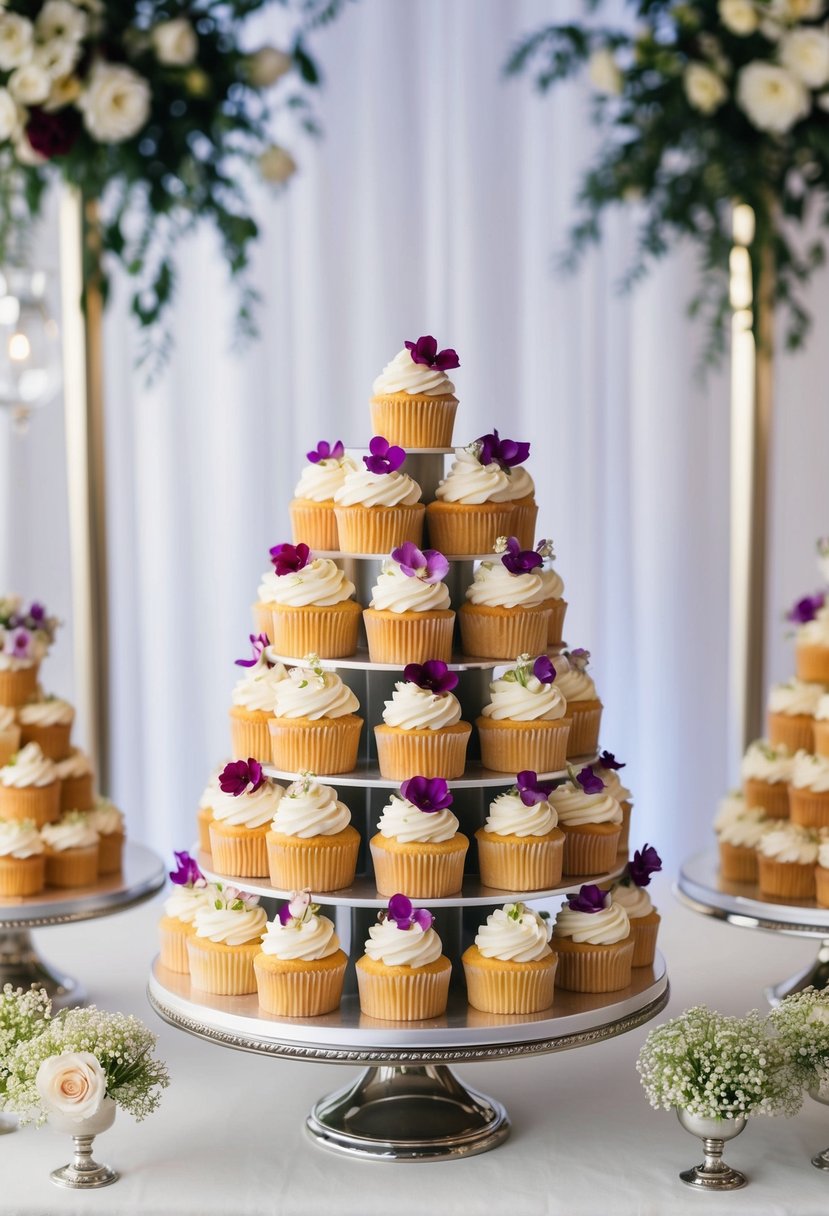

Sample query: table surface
[4,874,829,1216]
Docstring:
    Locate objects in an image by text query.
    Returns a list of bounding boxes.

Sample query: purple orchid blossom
[169,851,203,887]
[567,648,591,671]
[28,602,45,623]
[235,633,271,668]
[307,440,345,464]
[627,844,663,888]
[363,435,406,475]
[532,656,556,685]
[475,428,530,470]
[219,758,266,797]
[787,592,825,625]
[516,770,555,806]
[598,751,626,772]
[400,776,454,813]
[386,893,434,932]
[575,765,605,796]
[403,659,459,695]
[404,335,460,371]
[270,542,312,577]
[392,542,449,584]
[567,884,609,914]
[4,628,32,660]
[500,536,543,576]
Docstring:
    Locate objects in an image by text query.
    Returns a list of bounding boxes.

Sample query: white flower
[588,48,623,95]
[8,63,50,106]
[683,62,728,113]
[780,27,829,88]
[258,144,297,183]
[0,88,16,140]
[737,61,810,131]
[78,63,150,143]
[33,38,80,80]
[35,0,86,44]
[246,46,293,88]
[719,0,760,35]
[35,1052,107,1122]
[43,73,81,112]
[771,0,824,20]
[0,14,33,71]
[151,18,197,67]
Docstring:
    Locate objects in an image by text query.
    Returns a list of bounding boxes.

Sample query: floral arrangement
[493,535,544,576]
[504,653,556,687]
[0,595,58,662]
[0,983,51,1101]
[507,0,829,360]
[769,987,829,1090]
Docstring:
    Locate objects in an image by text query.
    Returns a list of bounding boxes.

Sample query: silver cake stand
[0,842,165,1008]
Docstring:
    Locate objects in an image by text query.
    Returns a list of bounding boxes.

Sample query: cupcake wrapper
[561,824,621,877]
[363,610,455,665]
[356,962,451,1021]
[545,598,568,647]
[0,853,45,897]
[555,938,635,994]
[0,783,61,828]
[768,712,815,755]
[797,644,829,684]
[187,940,260,996]
[0,664,39,709]
[816,866,829,909]
[477,718,571,775]
[0,726,20,768]
[97,832,124,876]
[789,787,829,829]
[374,724,471,780]
[458,603,549,661]
[269,602,361,660]
[19,721,73,762]
[269,716,363,776]
[229,710,274,763]
[463,956,557,1014]
[424,502,516,556]
[197,807,213,854]
[289,499,340,551]
[370,394,458,449]
[814,721,829,759]
[619,800,632,853]
[267,834,359,892]
[565,703,603,758]
[335,505,425,555]
[718,840,758,884]
[59,772,95,814]
[251,600,274,640]
[757,855,816,901]
[254,955,347,1016]
[743,778,789,820]
[158,920,192,974]
[370,838,467,898]
[631,916,660,968]
[476,832,564,891]
[45,846,99,889]
[209,824,269,878]
[511,500,539,551]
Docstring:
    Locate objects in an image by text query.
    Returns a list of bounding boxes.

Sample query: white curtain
[3,0,828,872]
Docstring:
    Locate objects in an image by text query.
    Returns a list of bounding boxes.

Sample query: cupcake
[459,537,549,659]
[265,544,362,659]
[254,890,348,1016]
[791,594,829,683]
[815,694,829,758]
[767,679,823,754]
[333,437,424,554]
[553,650,603,758]
[374,661,471,779]
[41,813,99,888]
[266,773,360,892]
[535,538,567,648]
[18,696,74,761]
[426,439,514,556]
[789,750,829,828]
[208,759,285,878]
[548,765,623,876]
[462,902,556,1014]
[477,654,571,774]
[610,844,662,967]
[816,838,829,908]
[85,798,125,874]
[594,751,633,851]
[0,818,45,897]
[0,598,57,707]
[553,884,634,993]
[714,793,768,882]
[290,439,357,550]
[229,634,288,760]
[0,707,20,767]
[363,544,455,664]
[370,335,460,448]
[757,823,819,900]
[187,884,268,995]
[55,748,95,813]
[475,770,565,891]
[196,766,223,855]
[370,777,468,897]
[356,894,451,1021]
[269,657,363,775]
[158,852,211,973]
[0,743,60,826]
[475,430,536,549]
[741,739,793,819]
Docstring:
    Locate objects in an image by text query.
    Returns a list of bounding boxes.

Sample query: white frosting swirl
[817,694,829,722]
[435,446,511,505]
[268,558,356,608]
[259,912,340,960]
[18,698,73,726]
[164,884,210,924]
[798,606,829,645]
[334,467,422,508]
[210,780,284,828]
[54,749,93,780]
[376,794,460,842]
[272,667,360,720]
[553,658,597,702]
[271,779,351,837]
[768,680,825,716]
[86,800,124,836]
[293,454,357,502]
[502,467,535,500]
[758,824,819,864]
[0,819,43,858]
[717,807,769,848]
[193,901,267,946]
[474,905,552,961]
[363,919,443,967]
[483,790,558,836]
[714,792,747,830]
[792,749,829,793]
[548,782,622,826]
[373,347,456,397]
[0,707,15,731]
[199,769,223,810]
[382,681,462,730]
[258,571,280,605]
[369,561,451,613]
[481,672,566,722]
[612,883,653,918]
[539,567,565,599]
[465,561,545,609]
[232,659,288,713]
[0,742,56,788]
[41,817,98,851]
[741,740,793,784]
[554,899,630,945]
[595,767,632,804]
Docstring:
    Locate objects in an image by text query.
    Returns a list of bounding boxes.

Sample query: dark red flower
[26,108,81,159]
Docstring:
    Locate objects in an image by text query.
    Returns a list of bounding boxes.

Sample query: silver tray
[262,755,596,789]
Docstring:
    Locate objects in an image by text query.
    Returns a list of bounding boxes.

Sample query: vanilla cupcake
[356,895,451,1021]
[55,748,95,813]
[816,694,829,758]
[0,818,45,896]
[459,538,549,659]
[714,794,768,883]
[535,538,567,647]
[594,751,633,851]
[477,654,571,774]
[229,635,288,761]
[793,597,829,683]
[757,823,819,901]
[0,600,56,706]
[816,838,829,908]
[426,440,514,555]
[265,544,362,658]
[370,777,468,897]
[553,884,634,993]
[374,661,471,780]
[363,544,455,664]
[611,844,662,967]
[553,650,602,757]
[0,743,60,826]
[548,765,623,876]
[334,438,424,554]
[267,774,360,892]
[476,771,565,891]
[741,739,793,819]
[254,890,348,1016]
[187,884,268,995]
[767,679,823,754]
[158,852,211,973]
[492,435,537,549]
[0,707,20,767]
[290,439,357,550]
[18,696,74,761]
[196,766,223,855]
[463,902,556,1014]
[208,760,285,878]
[370,336,460,448]
[789,750,829,828]
[85,798,125,874]
[269,658,363,775]
[41,813,99,888]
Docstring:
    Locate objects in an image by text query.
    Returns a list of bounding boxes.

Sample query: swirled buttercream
[54,749,93,780]
[612,883,653,918]
[86,799,124,836]
[164,884,210,924]
[503,467,535,500]
[18,698,73,726]
[474,905,552,961]
[554,899,630,945]
[741,740,793,784]
[376,794,459,842]
[539,567,565,599]
[210,780,284,828]
[768,680,825,716]
[434,446,511,505]
[194,900,267,945]
[0,742,56,788]
[483,790,558,836]
[373,348,456,397]
[798,606,829,646]
[792,749,829,793]
[465,561,545,609]
[272,667,360,720]
[717,807,769,848]
[382,682,462,730]
[595,767,632,804]
[271,778,350,837]
[259,912,340,960]
[714,792,747,830]
[553,657,597,702]
[757,824,819,864]
[232,659,288,713]
[363,919,443,967]
[293,454,357,502]
[41,816,98,851]
[817,694,829,722]
[0,819,43,858]
[480,672,566,722]
[268,558,355,608]
[370,562,451,613]
[548,783,622,826]
[0,707,15,731]
[334,468,421,508]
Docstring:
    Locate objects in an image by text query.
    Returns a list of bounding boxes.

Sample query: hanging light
[0,268,62,433]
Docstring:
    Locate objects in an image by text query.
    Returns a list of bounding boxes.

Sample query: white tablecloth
[3,874,828,1216]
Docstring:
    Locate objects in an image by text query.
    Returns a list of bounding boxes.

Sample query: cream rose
[0,88,17,140]
[259,144,297,183]
[684,62,728,114]
[780,27,829,89]
[36,1052,107,1122]
[588,48,622,95]
[8,63,51,105]
[718,0,760,35]
[152,18,198,67]
[0,14,33,71]
[35,0,87,44]
[247,46,293,87]
[737,61,810,132]
[79,63,151,143]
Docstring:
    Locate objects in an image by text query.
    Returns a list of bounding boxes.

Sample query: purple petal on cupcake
[400,775,454,813]
[628,844,662,888]
[598,751,625,772]
[404,335,460,371]
[500,536,543,575]
[219,758,266,797]
[363,435,406,475]
[235,632,271,667]
[575,765,605,796]
[307,440,345,464]
[567,884,609,914]
[386,892,434,931]
[4,628,33,659]
[28,602,45,623]
[392,542,449,584]
[277,902,293,925]
[169,850,202,887]
[403,659,459,695]
[412,906,435,931]
[475,428,530,470]
[567,647,591,672]
[516,770,555,806]
[269,542,312,576]
[288,888,312,919]
[532,655,556,684]
[787,592,825,624]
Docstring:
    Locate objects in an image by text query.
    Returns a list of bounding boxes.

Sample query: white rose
[151,18,197,67]
[246,46,292,88]
[683,62,728,113]
[771,0,824,19]
[33,38,80,80]
[718,0,760,34]
[14,132,45,166]
[0,87,15,140]
[8,63,51,106]
[737,61,810,131]
[258,144,297,183]
[36,1052,107,1122]
[588,48,623,95]
[78,63,151,143]
[43,73,82,112]
[35,0,86,44]
[780,27,829,88]
[0,14,33,71]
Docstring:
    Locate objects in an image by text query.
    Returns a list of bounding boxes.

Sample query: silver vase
[808,1083,829,1171]
[48,1096,118,1189]
[676,1108,748,1190]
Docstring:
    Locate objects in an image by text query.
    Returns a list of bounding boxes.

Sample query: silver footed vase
[676,1108,748,1191]
[48,1096,118,1189]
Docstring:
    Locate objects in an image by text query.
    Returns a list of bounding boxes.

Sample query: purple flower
[575,765,605,796]
[516,770,555,806]
[4,628,32,660]
[386,893,434,932]
[787,592,825,625]
[278,889,313,924]
[628,844,662,888]
[404,335,460,371]
[307,440,345,464]
[532,655,556,684]
[403,659,459,695]
[277,902,293,925]
[391,542,449,584]
[500,536,543,576]
[400,776,454,813]
[169,851,203,887]
[28,602,45,623]
[222,885,260,910]
[219,758,265,797]
[567,884,609,914]
[475,428,530,470]
[598,751,625,772]
[235,633,271,668]
[269,542,311,577]
[567,648,591,672]
[363,435,406,475]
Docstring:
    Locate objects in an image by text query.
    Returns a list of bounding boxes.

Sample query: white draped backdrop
[1,0,828,872]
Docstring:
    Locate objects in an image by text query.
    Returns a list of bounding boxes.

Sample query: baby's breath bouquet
[0,983,51,1099]
[769,987,829,1090]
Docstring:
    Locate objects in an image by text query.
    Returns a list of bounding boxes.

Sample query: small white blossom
[780,27,829,89]
[246,46,293,88]
[8,62,50,106]
[684,61,728,113]
[35,0,86,44]
[737,61,810,131]
[719,0,761,35]
[151,18,198,68]
[0,14,33,71]
[258,144,297,183]
[588,47,623,95]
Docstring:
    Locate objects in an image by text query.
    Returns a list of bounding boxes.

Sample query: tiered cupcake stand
[148,448,670,1161]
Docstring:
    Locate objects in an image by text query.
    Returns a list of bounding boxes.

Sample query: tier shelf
[262,756,597,789]
[268,647,506,673]
[675,849,829,937]
[314,551,496,563]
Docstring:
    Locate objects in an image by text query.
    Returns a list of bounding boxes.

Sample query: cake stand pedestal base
[305,1064,510,1161]
[0,929,86,1009]
[766,940,829,1006]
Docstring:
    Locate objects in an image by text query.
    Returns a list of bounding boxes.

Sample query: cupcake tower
[0,597,126,898]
